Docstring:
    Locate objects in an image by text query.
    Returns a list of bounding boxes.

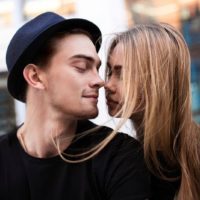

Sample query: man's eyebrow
[70,54,101,67]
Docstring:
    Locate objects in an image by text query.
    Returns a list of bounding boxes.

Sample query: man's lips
[82,94,99,102]
[83,94,98,98]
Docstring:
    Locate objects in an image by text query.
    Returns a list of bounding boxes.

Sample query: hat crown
[6,12,64,72]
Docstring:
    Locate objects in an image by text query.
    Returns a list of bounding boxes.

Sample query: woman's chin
[108,109,121,117]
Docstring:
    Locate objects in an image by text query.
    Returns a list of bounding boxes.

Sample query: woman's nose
[105,78,116,93]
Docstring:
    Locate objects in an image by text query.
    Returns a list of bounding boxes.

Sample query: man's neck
[17,113,77,158]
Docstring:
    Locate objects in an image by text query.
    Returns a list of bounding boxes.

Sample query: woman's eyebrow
[106,62,122,70]
[113,65,122,70]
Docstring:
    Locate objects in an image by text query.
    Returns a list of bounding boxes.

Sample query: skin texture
[105,43,123,116]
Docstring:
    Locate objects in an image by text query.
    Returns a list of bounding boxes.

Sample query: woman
[104,23,200,199]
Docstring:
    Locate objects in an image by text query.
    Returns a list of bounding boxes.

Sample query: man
[0,12,150,200]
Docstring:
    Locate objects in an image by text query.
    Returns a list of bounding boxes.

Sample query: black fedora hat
[6,11,102,102]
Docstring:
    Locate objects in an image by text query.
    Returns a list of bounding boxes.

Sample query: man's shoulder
[78,119,140,148]
[77,120,112,132]
[82,121,142,159]
[0,128,17,150]
[0,133,9,147]
[99,131,141,158]
[74,120,143,167]
[89,122,150,197]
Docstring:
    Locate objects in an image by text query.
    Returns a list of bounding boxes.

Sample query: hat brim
[7,18,102,102]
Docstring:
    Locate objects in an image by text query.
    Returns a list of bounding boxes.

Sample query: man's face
[41,33,104,119]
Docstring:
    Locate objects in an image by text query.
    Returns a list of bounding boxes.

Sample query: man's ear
[23,64,46,90]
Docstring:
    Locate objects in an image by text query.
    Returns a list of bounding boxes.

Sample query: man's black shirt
[0,120,151,200]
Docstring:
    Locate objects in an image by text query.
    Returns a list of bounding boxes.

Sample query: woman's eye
[115,69,122,78]
[106,65,122,79]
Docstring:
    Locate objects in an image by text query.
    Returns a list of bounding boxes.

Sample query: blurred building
[0,0,199,135]
[0,72,16,135]
[125,0,200,123]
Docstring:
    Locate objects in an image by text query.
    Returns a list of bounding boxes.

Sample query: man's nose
[89,74,105,89]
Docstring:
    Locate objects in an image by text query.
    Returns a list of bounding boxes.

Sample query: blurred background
[0,0,200,136]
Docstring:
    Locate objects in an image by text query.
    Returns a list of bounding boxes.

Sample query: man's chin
[77,110,98,120]
[87,112,98,119]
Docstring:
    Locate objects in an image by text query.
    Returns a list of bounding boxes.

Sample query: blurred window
[0,72,16,135]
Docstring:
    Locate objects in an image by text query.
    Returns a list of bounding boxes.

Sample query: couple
[0,12,199,200]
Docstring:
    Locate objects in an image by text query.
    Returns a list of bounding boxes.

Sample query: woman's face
[105,42,145,127]
[105,43,124,116]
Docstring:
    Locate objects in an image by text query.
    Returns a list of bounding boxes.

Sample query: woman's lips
[106,98,118,107]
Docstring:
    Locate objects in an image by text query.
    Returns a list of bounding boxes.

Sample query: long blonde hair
[107,23,200,199]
